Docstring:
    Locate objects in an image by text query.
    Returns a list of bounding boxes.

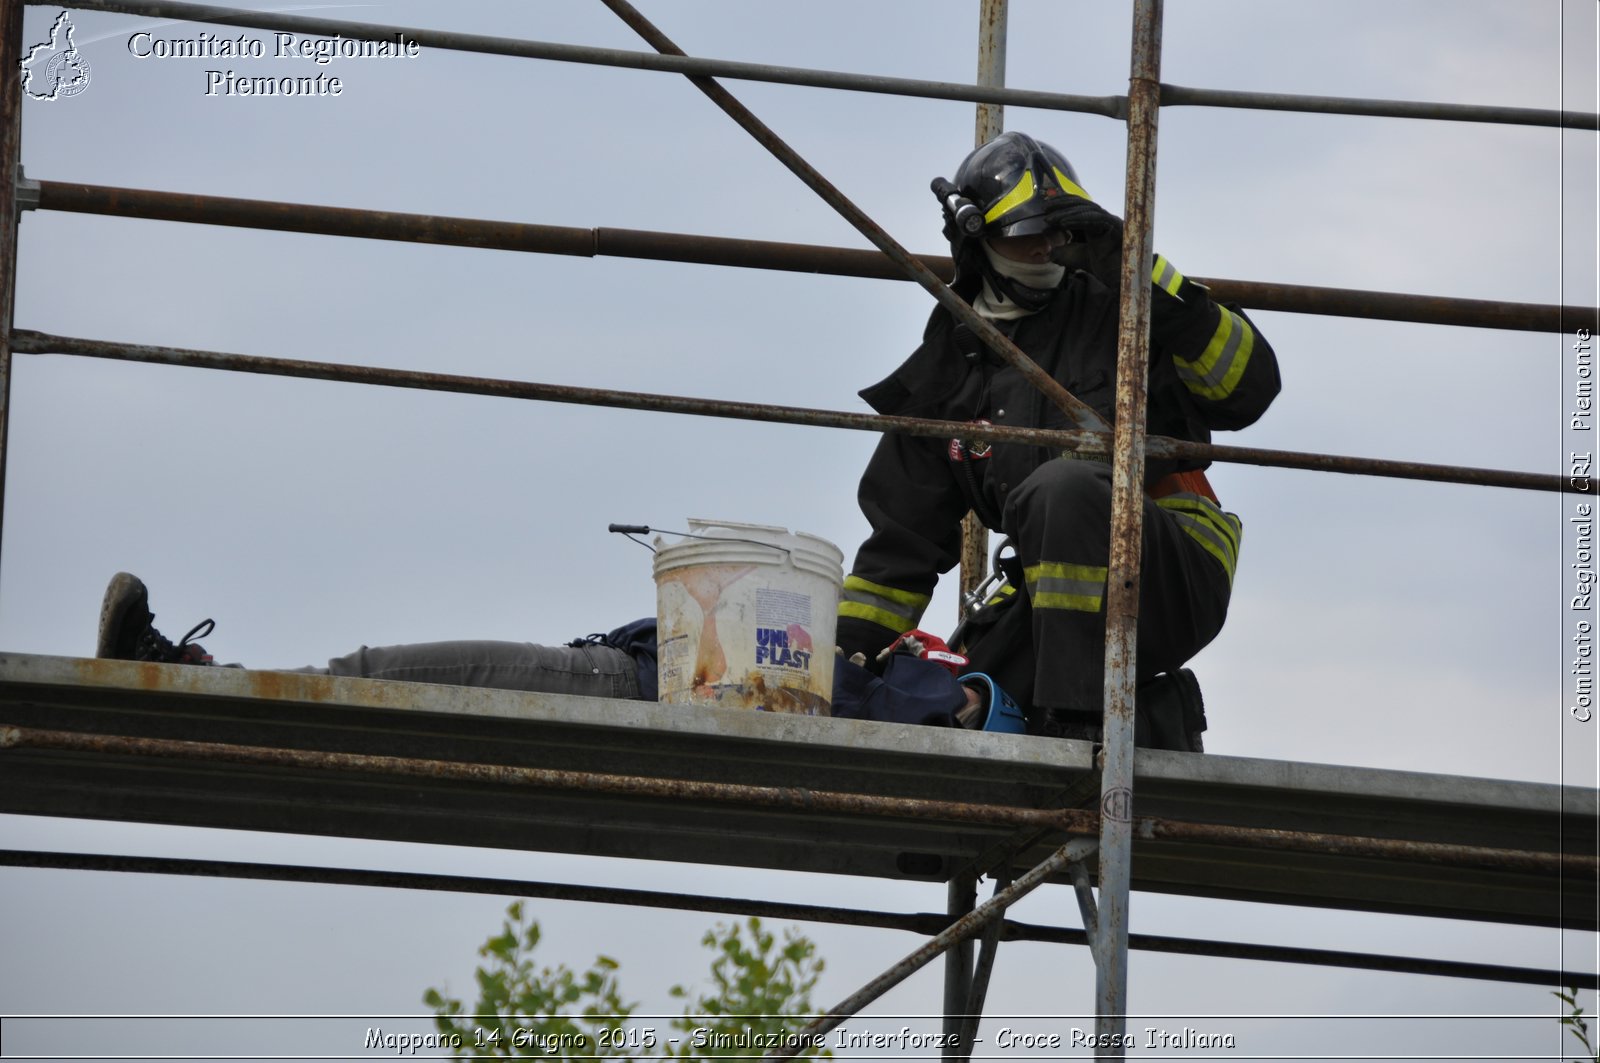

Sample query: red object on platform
[882,629,969,676]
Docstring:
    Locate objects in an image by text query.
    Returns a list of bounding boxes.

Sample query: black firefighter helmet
[934,132,1115,306]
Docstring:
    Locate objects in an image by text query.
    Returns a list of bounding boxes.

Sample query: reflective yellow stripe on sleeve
[1152,254,1185,297]
[838,575,930,633]
[1173,307,1256,401]
[1024,561,1108,613]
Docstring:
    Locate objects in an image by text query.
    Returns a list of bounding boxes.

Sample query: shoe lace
[138,618,216,663]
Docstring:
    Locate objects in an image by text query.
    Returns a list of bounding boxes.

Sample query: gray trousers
[295,640,641,699]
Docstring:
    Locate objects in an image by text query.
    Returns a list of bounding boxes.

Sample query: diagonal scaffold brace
[764,838,1100,1061]
[594,0,1110,437]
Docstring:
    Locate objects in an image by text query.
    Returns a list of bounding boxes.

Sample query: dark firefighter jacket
[835,258,1281,659]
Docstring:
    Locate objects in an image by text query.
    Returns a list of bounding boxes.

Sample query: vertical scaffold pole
[940,870,976,1056]
[958,0,1009,610]
[0,0,24,579]
[947,6,1008,1037]
[1095,0,1164,1051]
[948,7,1007,1039]
[974,0,1008,143]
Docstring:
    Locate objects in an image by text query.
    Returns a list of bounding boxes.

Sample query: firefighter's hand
[1053,215,1125,288]
[1049,199,1122,245]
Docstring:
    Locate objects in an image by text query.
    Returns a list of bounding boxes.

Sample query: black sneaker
[96,572,215,665]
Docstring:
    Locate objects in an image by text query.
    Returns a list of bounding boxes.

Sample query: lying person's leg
[95,572,639,698]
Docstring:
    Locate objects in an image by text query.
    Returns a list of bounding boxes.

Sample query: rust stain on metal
[64,657,181,694]
[245,668,322,705]
[33,181,1591,332]
[0,722,1587,878]
[1135,817,1597,878]
[12,329,1579,494]
[39,182,597,258]
[0,0,25,573]
[0,723,1081,830]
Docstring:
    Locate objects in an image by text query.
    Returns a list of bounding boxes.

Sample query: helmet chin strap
[973,242,1065,319]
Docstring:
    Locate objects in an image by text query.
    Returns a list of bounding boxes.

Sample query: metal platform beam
[0,653,1591,931]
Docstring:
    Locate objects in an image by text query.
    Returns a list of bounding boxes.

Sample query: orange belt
[1147,468,1218,504]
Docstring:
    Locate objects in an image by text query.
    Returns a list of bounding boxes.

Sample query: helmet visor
[983,162,1109,239]
[992,198,1116,240]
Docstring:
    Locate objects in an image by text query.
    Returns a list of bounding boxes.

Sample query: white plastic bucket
[654,519,844,716]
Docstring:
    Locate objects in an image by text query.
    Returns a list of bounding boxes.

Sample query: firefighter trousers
[960,459,1234,717]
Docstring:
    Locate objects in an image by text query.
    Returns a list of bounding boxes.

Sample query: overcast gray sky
[1,1,1597,1059]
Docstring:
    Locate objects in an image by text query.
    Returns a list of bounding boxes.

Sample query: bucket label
[755,588,813,672]
[755,626,811,670]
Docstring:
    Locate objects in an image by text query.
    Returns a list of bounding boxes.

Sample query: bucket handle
[609,523,793,558]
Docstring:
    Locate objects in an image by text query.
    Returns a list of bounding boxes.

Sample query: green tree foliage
[663,919,828,1059]
[1556,987,1600,1063]
[424,902,830,1060]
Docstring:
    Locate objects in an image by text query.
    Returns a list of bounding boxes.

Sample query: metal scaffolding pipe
[40,2,1599,131]
[974,0,1008,144]
[1071,860,1103,962]
[1095,0,1165,1045]
[597,0,1107,435]
[940,872,977,1058]
[3,3,1594,1039]
[30,180,1594,334]
[13,326,1104,449]
[767,840,1100,1061]
[0,724,1587,877]
[1205,278,1592,334]
[3,849,1590,989]
[1159,82,1597,130]
[1160,436,1582,494]
[55,0,1125,117]
[957,872,1011,1060]
[0,721,1075,829]
[958,0,1007,633]
[0,0,24,599]
[11,329,1582,495]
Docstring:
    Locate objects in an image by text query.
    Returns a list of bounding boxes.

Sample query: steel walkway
[1,653,1589,932]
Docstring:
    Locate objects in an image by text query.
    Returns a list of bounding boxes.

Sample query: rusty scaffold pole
[944,5,1011,1051]
[5,1,1595,1045]
[1095,0,1164,1049]
[0,0,23,587]
[593,0,1108,437]
[959,0,1008,612]
[45,0,1600,131]
[2,723,1589,876]
[13,328,1583,495]
[20,180,1596,333]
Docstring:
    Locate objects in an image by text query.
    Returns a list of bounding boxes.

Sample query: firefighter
[834,132,1281,748]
